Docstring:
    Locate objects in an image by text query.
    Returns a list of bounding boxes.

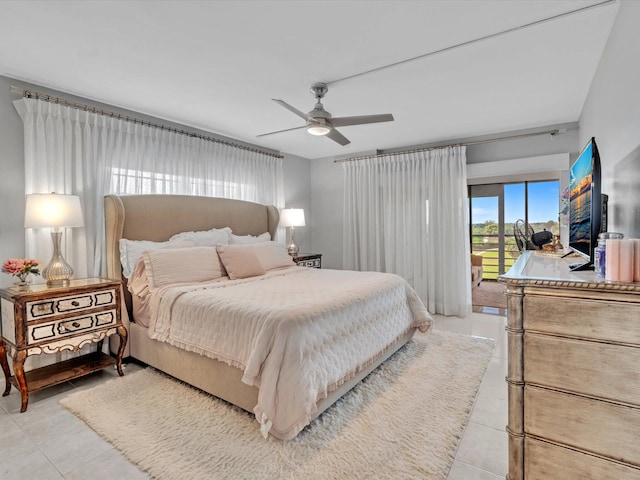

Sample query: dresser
[499,251,640,479]
[292,253,322,268]
[0,278,127,412]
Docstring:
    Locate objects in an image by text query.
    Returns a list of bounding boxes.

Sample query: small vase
[14,273,31,291]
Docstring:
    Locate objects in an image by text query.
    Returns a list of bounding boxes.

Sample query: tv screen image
[569,143,593,250]
[568,137,602,271]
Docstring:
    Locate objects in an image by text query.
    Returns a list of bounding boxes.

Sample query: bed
[104,194,431,440]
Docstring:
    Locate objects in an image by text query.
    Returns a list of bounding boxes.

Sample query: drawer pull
[71,301,80,307]
[72,321,80,328]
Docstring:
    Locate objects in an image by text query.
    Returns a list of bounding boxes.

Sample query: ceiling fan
[257,83,394,146]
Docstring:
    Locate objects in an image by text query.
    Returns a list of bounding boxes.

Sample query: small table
[292,253,322,268]
[0,278,127,412]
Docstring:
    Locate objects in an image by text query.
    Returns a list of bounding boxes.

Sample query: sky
[471,181,560,224]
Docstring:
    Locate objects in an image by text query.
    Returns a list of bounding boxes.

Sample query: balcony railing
[471,234,521,280]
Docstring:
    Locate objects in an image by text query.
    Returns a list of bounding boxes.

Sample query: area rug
[472,280,507,309]
[60,331,494,480]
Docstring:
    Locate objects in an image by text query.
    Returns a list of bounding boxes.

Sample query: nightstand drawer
[26,288,117,321]
[28,310,117,344]
[293,253,322,268]
[297,258,321,268]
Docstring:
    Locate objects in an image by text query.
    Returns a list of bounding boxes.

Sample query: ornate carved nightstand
[0,278,127,412]
[292,253,322,268]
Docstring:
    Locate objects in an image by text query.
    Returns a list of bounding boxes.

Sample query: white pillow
[230,232,271,244]
[119,238,193,279]
[142,246,225,289]
[170,227,232,246]
[252,242,296,271]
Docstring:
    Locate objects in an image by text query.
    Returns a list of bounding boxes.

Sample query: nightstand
[292,253,322,268]
[0,278,127,412]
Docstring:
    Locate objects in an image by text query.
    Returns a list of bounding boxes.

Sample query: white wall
[0,75,312,287]
[579,0,640,238]
[0,76,26,289]
[282,153,311,252]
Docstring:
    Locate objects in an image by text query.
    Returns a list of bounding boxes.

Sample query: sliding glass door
[469,180,559,278]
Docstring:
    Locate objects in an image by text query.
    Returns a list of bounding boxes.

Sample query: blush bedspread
[146,266,432,440]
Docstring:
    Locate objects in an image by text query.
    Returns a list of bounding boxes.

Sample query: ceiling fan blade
[331,113,394,128]
[326,128,350,146]
[256,125,306,138]
[272,99,312,121]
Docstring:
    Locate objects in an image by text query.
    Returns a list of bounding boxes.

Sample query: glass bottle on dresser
[594,232,624,277]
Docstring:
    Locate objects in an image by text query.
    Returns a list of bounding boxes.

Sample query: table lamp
[280,208,305,256]
[24,193,84,286]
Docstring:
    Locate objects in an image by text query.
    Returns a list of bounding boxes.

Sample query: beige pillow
[252,242,296,271]
[142,246,225,289]
[216,244,266,280]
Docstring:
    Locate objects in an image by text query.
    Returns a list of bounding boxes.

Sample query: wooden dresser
[499,251,640,480]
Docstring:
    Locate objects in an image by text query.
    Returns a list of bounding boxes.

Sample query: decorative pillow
[252,241,296,271]
[170,227,232,246]
[142,246,225,290]
[216,244,266,280]
[230,232,271,244]
[119,238,193,279]
[128,256,151,298]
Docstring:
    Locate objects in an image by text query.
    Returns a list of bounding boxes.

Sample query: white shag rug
[60,330,494,480]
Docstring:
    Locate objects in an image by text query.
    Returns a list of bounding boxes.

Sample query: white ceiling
[0,0,619,159]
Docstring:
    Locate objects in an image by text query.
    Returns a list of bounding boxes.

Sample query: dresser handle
[71,301,80,307]
[71,321,80,328]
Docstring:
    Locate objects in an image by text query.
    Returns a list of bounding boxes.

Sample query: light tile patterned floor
[0,311,507,479]
[434,311,509,480]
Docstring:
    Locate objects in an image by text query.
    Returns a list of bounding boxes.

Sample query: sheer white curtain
[15,97,285,279]
[343,146,471,317]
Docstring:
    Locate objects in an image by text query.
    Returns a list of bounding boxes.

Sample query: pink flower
[2,258,41,277]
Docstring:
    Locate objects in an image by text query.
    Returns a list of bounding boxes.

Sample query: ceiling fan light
[307,124,331,136]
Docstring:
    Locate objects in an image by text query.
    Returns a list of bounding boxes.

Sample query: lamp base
[43,230,74,286]
[287,226,300,256]
[45,277,71,287]
[287,243,299,256]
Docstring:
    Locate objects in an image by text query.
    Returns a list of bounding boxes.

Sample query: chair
[471,254,483,287]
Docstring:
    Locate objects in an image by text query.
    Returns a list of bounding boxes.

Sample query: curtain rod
[9,86,283,159]
[333,129,561,163]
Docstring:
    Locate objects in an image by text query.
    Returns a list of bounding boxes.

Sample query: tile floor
[435,310,509,480]
[0,310,508,480]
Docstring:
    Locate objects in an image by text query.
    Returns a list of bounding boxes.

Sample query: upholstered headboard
[104,194,279,328]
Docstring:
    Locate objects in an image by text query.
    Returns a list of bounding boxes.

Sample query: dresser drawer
[525,385,640,466]
[26,289,117,321]
[524,333,640,405]
[524,437,640,480]
[27,310,117,345]
[524,295,640,344]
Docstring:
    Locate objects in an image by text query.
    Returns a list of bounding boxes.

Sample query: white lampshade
[24,193,84,228]
[280,208,305,227]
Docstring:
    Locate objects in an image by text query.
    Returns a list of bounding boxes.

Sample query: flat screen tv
[568,137,603,271]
